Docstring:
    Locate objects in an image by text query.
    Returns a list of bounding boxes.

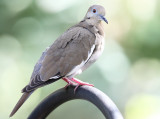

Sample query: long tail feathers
[10,91,33,117]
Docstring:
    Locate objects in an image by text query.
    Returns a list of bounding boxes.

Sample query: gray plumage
[10,5,107,117]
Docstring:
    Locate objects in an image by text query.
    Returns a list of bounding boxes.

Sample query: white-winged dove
[10,5,108,117]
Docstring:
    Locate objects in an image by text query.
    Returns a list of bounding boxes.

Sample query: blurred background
[0,0,160,119]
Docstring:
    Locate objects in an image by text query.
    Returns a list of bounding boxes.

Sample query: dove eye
[93,9,96,13]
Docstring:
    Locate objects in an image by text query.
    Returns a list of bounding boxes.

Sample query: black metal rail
[28,85,123,119]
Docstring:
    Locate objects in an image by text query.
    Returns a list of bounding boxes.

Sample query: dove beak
[100,15,108,24]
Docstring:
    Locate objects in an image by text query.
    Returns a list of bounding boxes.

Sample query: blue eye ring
[93,9,96,13]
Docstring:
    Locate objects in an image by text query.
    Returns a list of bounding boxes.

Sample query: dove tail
[9,91,33,117]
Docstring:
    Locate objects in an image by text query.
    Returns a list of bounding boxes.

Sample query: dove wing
[22,26,95,92]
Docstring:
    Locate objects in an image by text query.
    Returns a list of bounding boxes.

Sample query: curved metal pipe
[28,86,123,119]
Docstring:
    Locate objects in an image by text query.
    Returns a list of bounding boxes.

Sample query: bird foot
[62,78,74,89]
[62,77,94,93]
[71,78,94,86]
[71,78,94,93]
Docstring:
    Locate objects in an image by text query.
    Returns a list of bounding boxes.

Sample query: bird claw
[62,77,94,93]
[71,78,94,86]
[64,83,70,89]
[62,78,73,89]
[71,78,94,93]
[74,85,80,94]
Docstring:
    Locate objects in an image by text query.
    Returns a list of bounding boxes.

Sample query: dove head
[85,5,108,24]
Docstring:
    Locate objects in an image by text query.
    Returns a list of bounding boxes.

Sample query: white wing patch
[49,75,61,79]
[67,44,95,77]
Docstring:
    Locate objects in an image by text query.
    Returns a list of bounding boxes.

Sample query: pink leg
[71,78,94,86]
[62,77,94,93]
[62,78,74,89]
[62,77,70,83]
[71,78,94,93]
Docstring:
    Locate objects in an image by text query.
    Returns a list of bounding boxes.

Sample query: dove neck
[78,19,104,36]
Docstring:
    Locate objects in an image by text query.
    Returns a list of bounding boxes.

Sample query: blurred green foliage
[0,0,160,119]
